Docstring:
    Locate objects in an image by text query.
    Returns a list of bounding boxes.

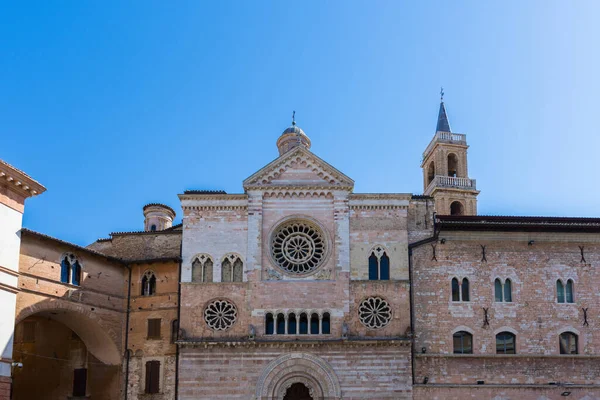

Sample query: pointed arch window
[557,279,574,303]
[221,254,243,282]
[451,277,470,302]
[192,254,213,283]
[494,278,512,302]
[368,246,390,280]
[60,254,82,286]
[141,271,157,296]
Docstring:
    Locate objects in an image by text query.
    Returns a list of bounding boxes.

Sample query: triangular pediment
[243,147,354,189]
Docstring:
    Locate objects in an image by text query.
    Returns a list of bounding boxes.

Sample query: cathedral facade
[3,101,600,400]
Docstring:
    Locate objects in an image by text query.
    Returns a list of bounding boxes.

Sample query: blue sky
[2,1,599,245]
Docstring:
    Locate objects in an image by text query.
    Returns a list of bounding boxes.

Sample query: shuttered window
[147,319,161,339]
[145,360,160,394]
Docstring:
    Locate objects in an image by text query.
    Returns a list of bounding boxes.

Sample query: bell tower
[421,91,479,215]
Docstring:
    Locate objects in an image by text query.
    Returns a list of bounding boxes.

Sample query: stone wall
[88,231,182,260]
[411,230,600,390]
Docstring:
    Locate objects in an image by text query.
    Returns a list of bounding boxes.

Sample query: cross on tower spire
[292,110,296,126]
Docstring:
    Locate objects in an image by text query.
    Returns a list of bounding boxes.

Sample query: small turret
[143,203,176,232]
[276,111,311,156]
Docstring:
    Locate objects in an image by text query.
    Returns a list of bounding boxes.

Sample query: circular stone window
[358,297,392,329]
[271,219,326,275]
[204,299,237,331]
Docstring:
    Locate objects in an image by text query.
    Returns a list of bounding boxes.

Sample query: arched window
[427,161,435,185]
[322,313,331,335]
[447,153,459,177]
[221,254,243,282]
[566,279,574,303]
[451,278,460,301]
[171,320,178,343]
[60,254,81,286]
[265,313,274,335]
[559,332,578,354]
[150,224,157,232]
[299,313,308,334]
[494,278,502,302]
[288,313,297,335]
[461,278,470,301]
[141,271,156,296]
[450,201,464,216]
[368,246,390,280]
[557,280,565,303]
[453,331,473,354]
[192,254,213,283]
[276,313,285,334]
[496,332,516,354]
[504,279,512,302]
[495,278,512,302]
[310,313,319,334]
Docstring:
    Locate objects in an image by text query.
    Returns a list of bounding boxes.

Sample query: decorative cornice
[182,205,248,211]
[178,194,247,201]
[349,193,412,200]
[177,337,410,349]
[350,204,408,210]
[0,159,46,198]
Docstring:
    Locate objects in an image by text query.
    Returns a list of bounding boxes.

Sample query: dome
[276,115,311,156]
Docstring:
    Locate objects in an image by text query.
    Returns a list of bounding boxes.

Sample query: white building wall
[0,203,23,377]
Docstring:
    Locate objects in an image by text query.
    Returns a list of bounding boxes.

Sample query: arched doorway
[283,382,313,400]
[12,307,122,400]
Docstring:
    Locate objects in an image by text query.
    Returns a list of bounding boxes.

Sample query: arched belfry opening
[283,382,313,400]
[427,161,435,185]
[447,153,459,177]
[450,201,464,216]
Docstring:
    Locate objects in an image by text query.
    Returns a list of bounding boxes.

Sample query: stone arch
[256,352,341,399]
[15,299,121,365]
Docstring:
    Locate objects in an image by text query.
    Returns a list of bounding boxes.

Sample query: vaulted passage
[11,312,121,400]
[283,382,313,400]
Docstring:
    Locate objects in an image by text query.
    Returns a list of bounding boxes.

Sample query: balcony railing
[423,131,467,160]
[425,175,477,194]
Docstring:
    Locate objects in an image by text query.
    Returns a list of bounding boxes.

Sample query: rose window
[271,220,326,275]
[358,297,392,329]
[204,300,237,331]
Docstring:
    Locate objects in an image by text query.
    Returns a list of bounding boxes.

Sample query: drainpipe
[124,263,132,400]
[175,241,182,399]
[408,206,438,385]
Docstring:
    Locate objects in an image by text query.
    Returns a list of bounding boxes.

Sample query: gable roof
[243,146,354,190]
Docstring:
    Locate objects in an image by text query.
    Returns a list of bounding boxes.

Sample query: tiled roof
[143,203,176,216]
[436,215,600,232]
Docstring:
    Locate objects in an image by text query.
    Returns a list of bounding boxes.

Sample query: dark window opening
[450,201,464,216]
[557,280,565,303]
[427,161,435,185]
[299,313,308,334]
[141,271,157,296]
[310,313,319,334]
[150,224,157,232]
[322,313,331,334]
[494,279,502,302]
[447,153,459,177]
[61,258,70,283]
[453,331,473,354]
[461,278,470,301]
[288,313,297,334]
[496,332,516,354]
[451,278,460,301]
[265,313,274,335]
[368,253,378,280]
[380,252,390,280]
[504,279,512,302]
[72,368,87,397]
[566,279,574,303]
[276,313,285,334]
[71,261,81,286]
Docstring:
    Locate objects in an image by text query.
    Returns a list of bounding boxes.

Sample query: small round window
[271,219,326,275]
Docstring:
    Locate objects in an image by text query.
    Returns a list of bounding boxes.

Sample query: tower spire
[436,87,451,133]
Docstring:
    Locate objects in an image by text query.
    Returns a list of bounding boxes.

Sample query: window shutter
[148,319,161,339]
[145,360,160,394]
